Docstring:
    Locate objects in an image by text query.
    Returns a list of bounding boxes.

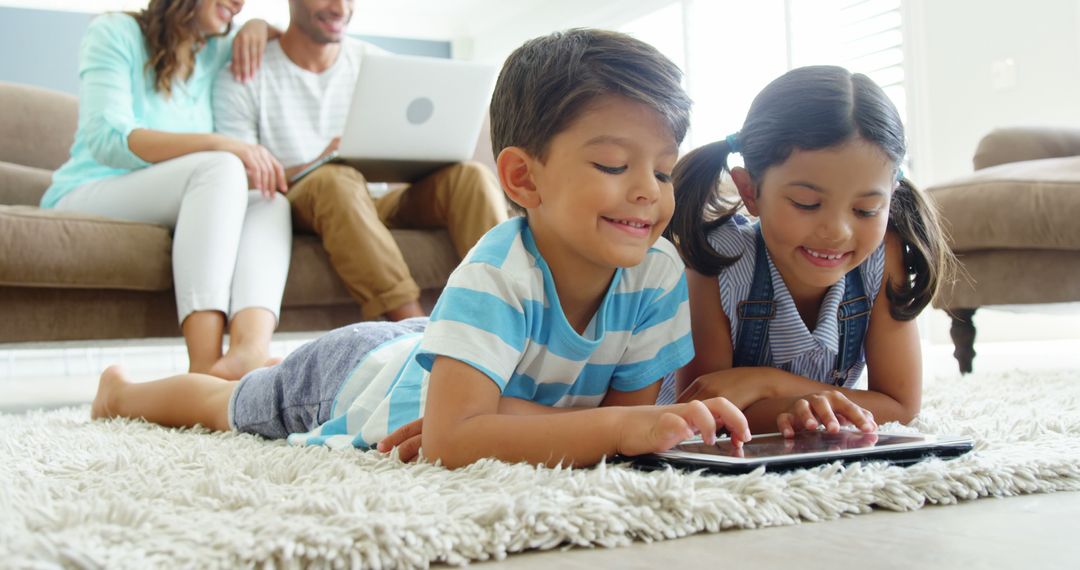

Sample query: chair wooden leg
[946,308,977,374]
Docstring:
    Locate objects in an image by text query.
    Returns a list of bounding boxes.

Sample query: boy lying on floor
[91,28,750,468]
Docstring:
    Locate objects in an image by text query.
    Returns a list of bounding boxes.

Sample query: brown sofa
[0,81,476,343]
[927,127,1080,373]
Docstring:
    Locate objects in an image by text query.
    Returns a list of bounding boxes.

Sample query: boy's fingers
[395,435,423,463]
[649,412,693,453]
[703,397,750,444]
[383,417,424,447]
[684,399,717,445]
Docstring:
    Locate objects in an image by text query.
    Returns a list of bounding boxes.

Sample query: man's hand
[320,137,341,159]
[285,138,342,187]
[616,397,751,457]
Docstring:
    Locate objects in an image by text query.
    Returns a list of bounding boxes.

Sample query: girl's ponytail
[665,139,742,276]
[885,178,956,321]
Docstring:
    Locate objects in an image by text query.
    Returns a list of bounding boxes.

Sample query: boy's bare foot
[207,348,279,381]
[384,300,426,321]
[91,365,128,419]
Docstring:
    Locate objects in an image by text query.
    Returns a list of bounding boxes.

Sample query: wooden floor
[495,491,1080,569]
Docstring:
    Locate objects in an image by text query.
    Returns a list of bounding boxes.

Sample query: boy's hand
[776,391,877,438]
[377,418,424,462]
[617,397,751,457]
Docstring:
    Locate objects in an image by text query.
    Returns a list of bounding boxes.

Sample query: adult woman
[41,0,291,380]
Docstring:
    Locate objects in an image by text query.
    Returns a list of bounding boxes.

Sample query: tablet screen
[674,430,930,460]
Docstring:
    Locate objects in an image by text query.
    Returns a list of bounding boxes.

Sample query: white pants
[55,152,292,324]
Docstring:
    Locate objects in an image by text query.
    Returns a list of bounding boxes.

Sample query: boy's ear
[730,167,760,216]
[496,147,541,210]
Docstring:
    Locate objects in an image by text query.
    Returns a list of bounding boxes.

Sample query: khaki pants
[288,161,506,319]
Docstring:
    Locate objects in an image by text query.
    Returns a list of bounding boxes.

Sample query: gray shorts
[228,318,428,439]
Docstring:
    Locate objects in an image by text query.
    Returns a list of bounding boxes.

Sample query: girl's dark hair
[665,65,952,321]
[129,0,229,96]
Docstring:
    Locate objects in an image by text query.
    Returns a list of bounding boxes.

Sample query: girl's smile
[799,246,852,268]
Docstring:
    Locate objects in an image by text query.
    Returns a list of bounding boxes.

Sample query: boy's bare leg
[91,365,235,431]
[209,307,281,381]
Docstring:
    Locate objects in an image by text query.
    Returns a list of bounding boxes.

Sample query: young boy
[92,29,751,469]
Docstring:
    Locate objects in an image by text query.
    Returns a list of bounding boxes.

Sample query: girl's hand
[231,19,272,82]
[776,391,877,438]
[616,397,751,457]
[223,140,287,197]
[377,418,424,462]
[676,369,766,409]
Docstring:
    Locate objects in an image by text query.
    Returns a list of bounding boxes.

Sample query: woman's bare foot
[207,348,280,381]
[91,365,129,419]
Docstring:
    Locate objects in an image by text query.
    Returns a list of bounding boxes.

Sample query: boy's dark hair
[490,29,692,209]
[666,65,954,321]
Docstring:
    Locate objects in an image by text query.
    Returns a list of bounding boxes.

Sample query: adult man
[214,0,506,321]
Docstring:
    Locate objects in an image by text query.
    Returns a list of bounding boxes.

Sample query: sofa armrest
[0,161,52,206]
[974,127,1080,170]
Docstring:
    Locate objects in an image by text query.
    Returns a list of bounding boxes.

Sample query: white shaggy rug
[2,369,1079,569]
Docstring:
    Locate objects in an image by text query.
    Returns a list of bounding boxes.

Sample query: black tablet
[625,429,974,474]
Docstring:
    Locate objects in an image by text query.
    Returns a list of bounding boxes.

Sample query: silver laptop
[324,52,497,183]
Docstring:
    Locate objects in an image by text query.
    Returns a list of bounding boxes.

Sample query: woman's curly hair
[130,0,229,96]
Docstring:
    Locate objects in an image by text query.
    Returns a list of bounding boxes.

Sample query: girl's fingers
[808,395,840,432]
[793,398,816,431]
[830,395,876,432]
[777,413,795,438]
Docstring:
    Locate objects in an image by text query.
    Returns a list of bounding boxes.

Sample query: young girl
[662,65,953,437]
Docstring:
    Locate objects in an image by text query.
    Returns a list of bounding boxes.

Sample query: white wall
[460,0,678,62]
[905,0,1080,186]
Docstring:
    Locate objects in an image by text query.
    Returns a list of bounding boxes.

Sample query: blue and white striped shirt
[288,217,695,448]
[713,215,885,387]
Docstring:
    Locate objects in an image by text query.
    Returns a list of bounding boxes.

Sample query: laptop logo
[406,97,434,125]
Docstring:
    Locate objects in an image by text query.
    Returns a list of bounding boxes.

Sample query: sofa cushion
[0,205,172,290]
[283,229,458,307]
[926,156,1080,252]
[0,160,52,206]
[0,81,77,171]
[974,127,1080,170]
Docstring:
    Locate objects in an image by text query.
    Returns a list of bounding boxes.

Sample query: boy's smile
[521,96,677,285]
